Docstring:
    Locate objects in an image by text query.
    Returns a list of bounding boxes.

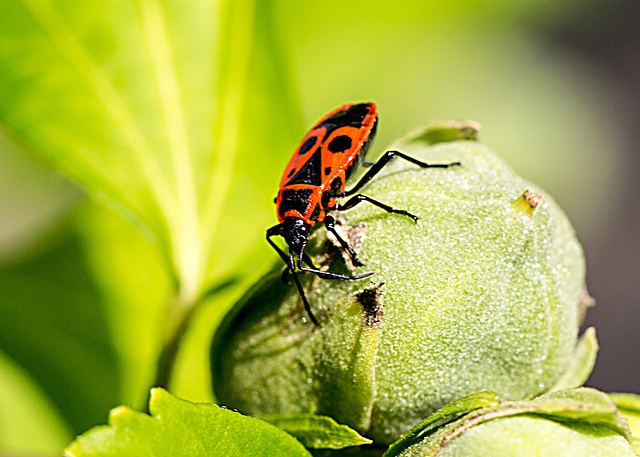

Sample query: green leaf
[0,228,121,434]
[398,120,481,146]
[609,392,640,443]
[260,414,373,449]
[0,349,72,455]
[65,388,311,457]
[386,388,632,457]
[609,392,640,416]
[0,0,299,303]
[74,204,172,406]
[0,128,79,265]
[383,391,500,457]
[531,388,630,438]
[550,327,598,391]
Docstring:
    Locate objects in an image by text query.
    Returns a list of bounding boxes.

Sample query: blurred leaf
[0,128,79,265]
[609,393,640,415]
[260,413,373,449]
[0,0,173,249]
[169,278,250,402]
[0,0,299,304]
[200,0,301,287]
[169,2,303,397]
[403,120,481,145]
[74,203,275,406]
[0,349,72,455]
[609,392,640,443]
[0,228,120,434]
[74,203,171,407]
[65,388,311,457]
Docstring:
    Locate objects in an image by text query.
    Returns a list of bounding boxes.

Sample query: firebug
[267,102,460,324]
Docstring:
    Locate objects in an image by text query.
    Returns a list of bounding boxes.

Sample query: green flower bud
[211,123,587,445]
[386,388,636,457]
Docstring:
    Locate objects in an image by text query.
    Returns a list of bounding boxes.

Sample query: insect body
[267,102,460,324]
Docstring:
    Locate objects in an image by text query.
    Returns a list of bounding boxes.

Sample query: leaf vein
[20,0,177,224]
[201,0,257,274]
[138,0,201,300]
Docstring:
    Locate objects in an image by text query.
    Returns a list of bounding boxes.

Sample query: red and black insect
[267,102,460,324]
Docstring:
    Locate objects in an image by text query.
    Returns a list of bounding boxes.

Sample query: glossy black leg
[324,215,364,267]
[344,150,460,197]
[338,194,419,222]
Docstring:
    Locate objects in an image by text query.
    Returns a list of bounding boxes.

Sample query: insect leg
[266,224,291,265]
[267,225,297,286]
[344,150,460,197]
[286,250,366,280]
[289,268,318,326]
[268,224,371,322]
[281,266,291,284]
[338,194,419,222]
[267,226,319,324]
[324,215,364,267]
[295,250,373,280]
[274,225,367,281]
[298,264,373,281]
[301,252,320,269]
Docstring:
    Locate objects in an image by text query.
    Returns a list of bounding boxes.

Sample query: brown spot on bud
[355,282,384,329]
[512,190,542,215]
[523,190,542,208]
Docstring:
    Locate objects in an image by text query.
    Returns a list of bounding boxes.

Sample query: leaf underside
[0,0,299,302]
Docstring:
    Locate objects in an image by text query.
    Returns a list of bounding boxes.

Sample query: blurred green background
[0,0,638,454]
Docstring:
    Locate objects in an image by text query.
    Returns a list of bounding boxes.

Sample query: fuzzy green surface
[211,138,585,445]
[432,416,636,457]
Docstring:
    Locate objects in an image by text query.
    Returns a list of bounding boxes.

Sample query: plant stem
[153,296,199,391]
[152,276,238,392]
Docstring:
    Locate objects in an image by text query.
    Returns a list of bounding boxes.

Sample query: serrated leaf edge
[260,413,373,449]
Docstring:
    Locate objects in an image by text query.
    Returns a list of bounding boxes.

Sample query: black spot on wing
[323,104,373,130]
[286,151,323,186]
[358,116,378,163]
[297,135,317,156]
[328,135,352,153]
